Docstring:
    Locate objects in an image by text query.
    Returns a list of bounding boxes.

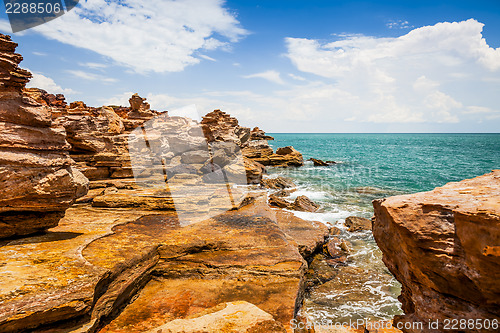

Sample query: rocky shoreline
[0,33,333,333]
[1,32,499,333]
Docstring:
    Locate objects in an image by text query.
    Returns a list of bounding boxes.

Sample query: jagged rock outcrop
[0,34,88,239]
[201,109,302,167]
[201,109,251,146]
[24,87,67,108]
[373,170,500,332]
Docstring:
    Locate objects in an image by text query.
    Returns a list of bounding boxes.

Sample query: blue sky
[1,0,500,132]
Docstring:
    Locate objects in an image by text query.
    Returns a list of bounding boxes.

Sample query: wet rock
[273,188,297,197]
[373,170,500,330]
[323,237,351,258]
[269,194,290,208]
[291,195,320,212]
[309,158,327,166]
[260,176,296,189]
[305,253,339,287]
[328,226,341,236]
[345,216,372,232]
[308,158,337,166]
[275,209,328,259]
[324,237,342,257]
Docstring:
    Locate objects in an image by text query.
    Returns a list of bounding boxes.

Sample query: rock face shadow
[0,231,83,247]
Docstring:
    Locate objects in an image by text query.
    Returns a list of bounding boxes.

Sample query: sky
[1,0,500,133]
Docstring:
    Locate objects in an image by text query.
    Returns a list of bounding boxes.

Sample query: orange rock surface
[373,170,500,332]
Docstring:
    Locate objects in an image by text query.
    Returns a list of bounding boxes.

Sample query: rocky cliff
[0,34,88,239]
[373,170,500,332]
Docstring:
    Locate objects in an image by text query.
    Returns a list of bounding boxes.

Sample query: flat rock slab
[0,194,328,332]
[0,205,179,333]
[100,199,314,333]
[144,301,286,333]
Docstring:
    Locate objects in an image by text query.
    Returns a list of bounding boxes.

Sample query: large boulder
[344,216,372,232]
[0,34,88,238]
[291,195,320,212]
[373,170,500,331]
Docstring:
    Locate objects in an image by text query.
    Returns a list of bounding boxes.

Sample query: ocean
[266,133,500,323]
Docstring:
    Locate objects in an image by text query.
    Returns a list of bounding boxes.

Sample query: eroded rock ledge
[373,170,500,332]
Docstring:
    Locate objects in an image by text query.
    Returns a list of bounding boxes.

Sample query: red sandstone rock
[252,145,304,167]
[201,109,251,146]
[373,170,500,332]
[291,195,320,212]
[344,216,372,232]
[0,34,88,238]
[260,176,296,189]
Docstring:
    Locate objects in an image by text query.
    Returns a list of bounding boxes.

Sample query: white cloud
[67,69,117,82]
[285,19,500,124]
[32,51,47,56]
[463,106,500,114]
[289,73,306,81]
[26,72,76,95]
[79,62,108,70]
[386,20,413,29]
[243,70,285,84]
[33,0,247,73]
[199,54,217,62]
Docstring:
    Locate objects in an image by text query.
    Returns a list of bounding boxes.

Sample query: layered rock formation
[0,34,88,238]
[0,33,329,333]
[373,170,500,332]
[202,109,304,167]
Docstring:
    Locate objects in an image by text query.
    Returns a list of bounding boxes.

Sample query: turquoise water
[266,133,500,324]
[269,133,500,216]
